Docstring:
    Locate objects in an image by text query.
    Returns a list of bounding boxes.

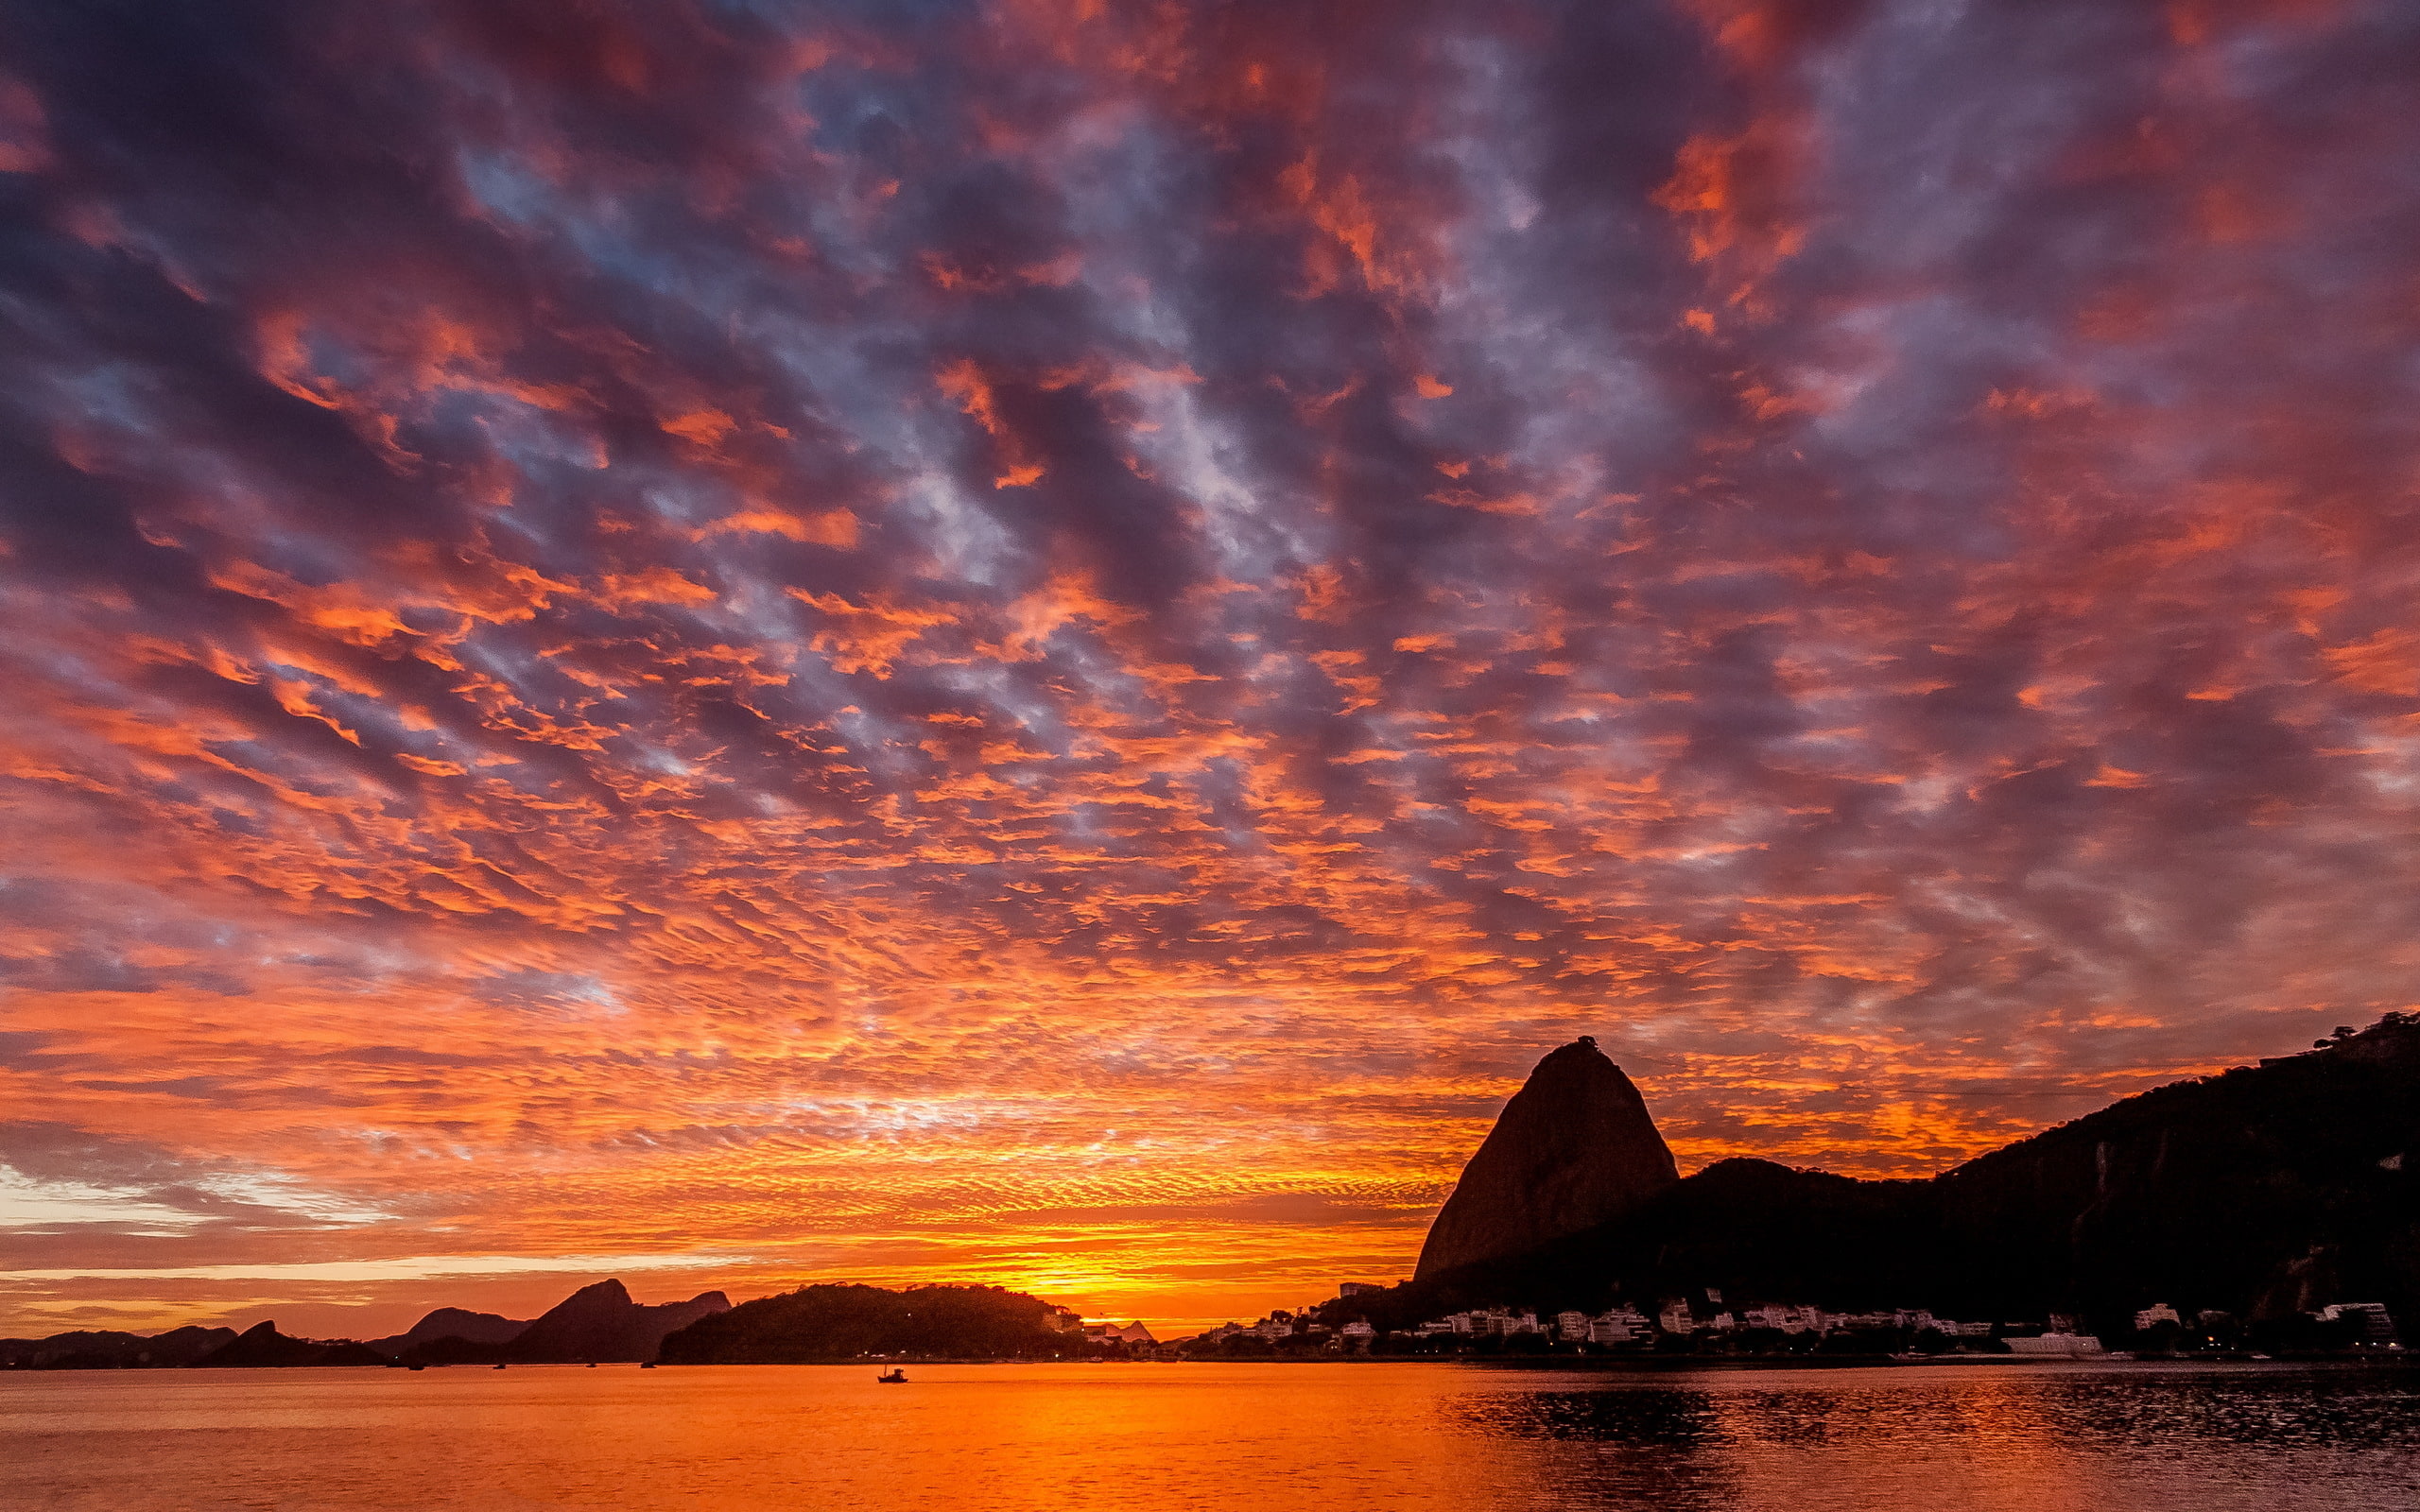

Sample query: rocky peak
[507,1279,733,1363]
[1414,1037,1679,1279]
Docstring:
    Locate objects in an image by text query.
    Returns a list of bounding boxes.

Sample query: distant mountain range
[0,1325,236,1370]
[364,1306,529,1358]
[1,1280,1094,1370]
[1338,1015,2420,1336]
[495,1280,728,1364]
[2,1280,729,1370]
[192,1321,391,1368]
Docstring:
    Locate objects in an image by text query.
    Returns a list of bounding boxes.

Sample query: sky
[3,0,2419,1341]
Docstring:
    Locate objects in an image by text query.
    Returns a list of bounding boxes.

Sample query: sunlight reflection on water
[4,1361,2416,1511]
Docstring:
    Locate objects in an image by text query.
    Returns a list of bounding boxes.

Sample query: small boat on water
[875,1368,908,1383]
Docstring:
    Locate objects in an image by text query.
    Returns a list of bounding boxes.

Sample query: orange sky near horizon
[6,0,2420,1341]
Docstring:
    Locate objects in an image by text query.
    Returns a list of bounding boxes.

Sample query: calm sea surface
[5,1360,2417,1510]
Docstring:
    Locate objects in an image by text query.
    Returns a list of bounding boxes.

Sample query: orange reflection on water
[7,1362,2417,1512]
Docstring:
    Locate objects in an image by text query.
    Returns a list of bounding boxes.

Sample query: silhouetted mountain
[5,1282,722,1370]
[365,1307,528,1358]
[495,1280,731,1363]
[190,1321,389,1368]
[1932,1014,2420,1324]
[1,1325,234,1369]
[658,1283,1078,1363]
[1344,1015,2420,1336]
[1416,1037,1680,1278]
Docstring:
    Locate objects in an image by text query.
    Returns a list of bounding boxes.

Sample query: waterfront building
[2133,1302,2181,1331]
[2005,1332,2105,1357]
[1658,1300,1693,1334]
[1556,1311,1590,1342]
[2319,1302,2400,1344]
[1588,1306,1651,1345]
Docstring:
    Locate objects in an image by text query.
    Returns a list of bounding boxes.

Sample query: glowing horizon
[6,0,2420,1342]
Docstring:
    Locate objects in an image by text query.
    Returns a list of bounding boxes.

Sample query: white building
[2320,1303,2399,1344]
[1741,1305,1823,1334]
[1658,1300,1694,1334]
[1590,1306,1650,1345]
[2133,1303,2181,1331]
[1556,1311,1591,1342]
[2006,1332,2105,1357]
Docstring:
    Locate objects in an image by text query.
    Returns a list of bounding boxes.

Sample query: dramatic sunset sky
[4,0,2418,1339]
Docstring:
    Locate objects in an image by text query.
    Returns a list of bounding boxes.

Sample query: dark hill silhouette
[190,1321,388,1368]
[658,1282,1076,1364]
[1415,1037,1679,1278]
[1934,1014,2420,1322]
[366,1306,527,1359]
[1337,1015,2420,1336]
[0,1325,233,1369]
[494,1279,730,1363]
[3,1280,737,1369]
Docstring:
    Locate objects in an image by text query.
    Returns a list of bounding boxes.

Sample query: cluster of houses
[2118,1299,2401,1347]
[1087,1285,2405,1360]
[1175,1285,2405,1356]
[1367,1299,2008,1348]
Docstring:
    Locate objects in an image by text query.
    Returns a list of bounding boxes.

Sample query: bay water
[5,1359,2416,1510]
